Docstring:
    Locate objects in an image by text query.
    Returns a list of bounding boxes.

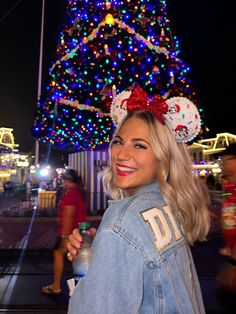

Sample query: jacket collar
[108,181,160,206]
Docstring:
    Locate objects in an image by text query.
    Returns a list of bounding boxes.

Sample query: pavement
[0,192,236,313]
[0,215,101,314]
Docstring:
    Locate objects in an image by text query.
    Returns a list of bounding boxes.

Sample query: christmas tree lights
[33,0,200,152]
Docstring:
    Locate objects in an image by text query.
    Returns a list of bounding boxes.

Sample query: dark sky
[0,0,235,153]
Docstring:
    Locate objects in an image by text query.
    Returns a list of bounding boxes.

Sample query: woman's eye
[135,143,147,149]
[112,139,122,145]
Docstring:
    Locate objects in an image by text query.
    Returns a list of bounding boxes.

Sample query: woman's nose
[116,146,131,160]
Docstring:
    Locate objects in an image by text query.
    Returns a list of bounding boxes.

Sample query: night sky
[0,0,235,154]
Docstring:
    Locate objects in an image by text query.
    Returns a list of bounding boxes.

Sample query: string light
[33,0,198,152]
[105,13,114,25]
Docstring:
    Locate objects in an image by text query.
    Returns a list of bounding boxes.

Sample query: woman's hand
[67,227,97,261]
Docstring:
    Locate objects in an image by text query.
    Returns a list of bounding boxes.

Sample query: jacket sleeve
[68,228,144,314]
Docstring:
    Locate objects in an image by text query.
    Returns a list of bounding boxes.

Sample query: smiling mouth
[116,165,136,176]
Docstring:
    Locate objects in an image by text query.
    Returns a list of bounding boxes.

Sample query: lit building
[0,127,30,190]
[187,132,236,177]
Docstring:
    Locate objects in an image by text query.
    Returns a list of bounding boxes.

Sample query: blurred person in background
[42,169,88,295]
[206,174,216,190]
[219,175,236,256]
[217,143,236,294]
[220,143,236,258]
[24,170,33,196]
[221,143,236,185]
[52,170,63,190]
[51,170,63,204]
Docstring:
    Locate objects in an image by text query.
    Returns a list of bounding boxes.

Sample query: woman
[67,87,210,313]
[42,169,88,295]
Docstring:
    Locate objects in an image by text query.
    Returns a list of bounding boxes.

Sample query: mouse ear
[164,97,201,143]
[110,90,132,125]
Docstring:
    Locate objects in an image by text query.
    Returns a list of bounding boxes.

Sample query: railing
[0,189,107,217]
[0,189,34,216]
[0,188,57,217]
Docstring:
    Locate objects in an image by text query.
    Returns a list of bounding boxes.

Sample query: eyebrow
[114,135,150,145]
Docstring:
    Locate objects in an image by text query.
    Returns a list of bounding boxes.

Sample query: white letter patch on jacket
[141,206,182,251]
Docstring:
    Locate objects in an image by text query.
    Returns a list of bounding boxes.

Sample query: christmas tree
[33,0,198,152]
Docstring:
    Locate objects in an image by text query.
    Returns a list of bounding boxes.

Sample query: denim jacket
[68,182,205,314]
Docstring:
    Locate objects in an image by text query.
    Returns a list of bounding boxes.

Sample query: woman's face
[110,116,159,195]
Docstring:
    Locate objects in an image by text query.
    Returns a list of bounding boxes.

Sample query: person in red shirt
[217,143,236,294]
[219,177,236,256]
[219,144,236,258]
[42,169,88,295]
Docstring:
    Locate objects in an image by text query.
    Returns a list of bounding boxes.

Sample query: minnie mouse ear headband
[110,85,201,143]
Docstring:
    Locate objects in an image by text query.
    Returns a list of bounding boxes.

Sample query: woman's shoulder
[106,187,164,228]
[99,184,165,230]
[129,186,165,213]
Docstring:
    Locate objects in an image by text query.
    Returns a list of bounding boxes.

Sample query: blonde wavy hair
[101,110,210,245]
